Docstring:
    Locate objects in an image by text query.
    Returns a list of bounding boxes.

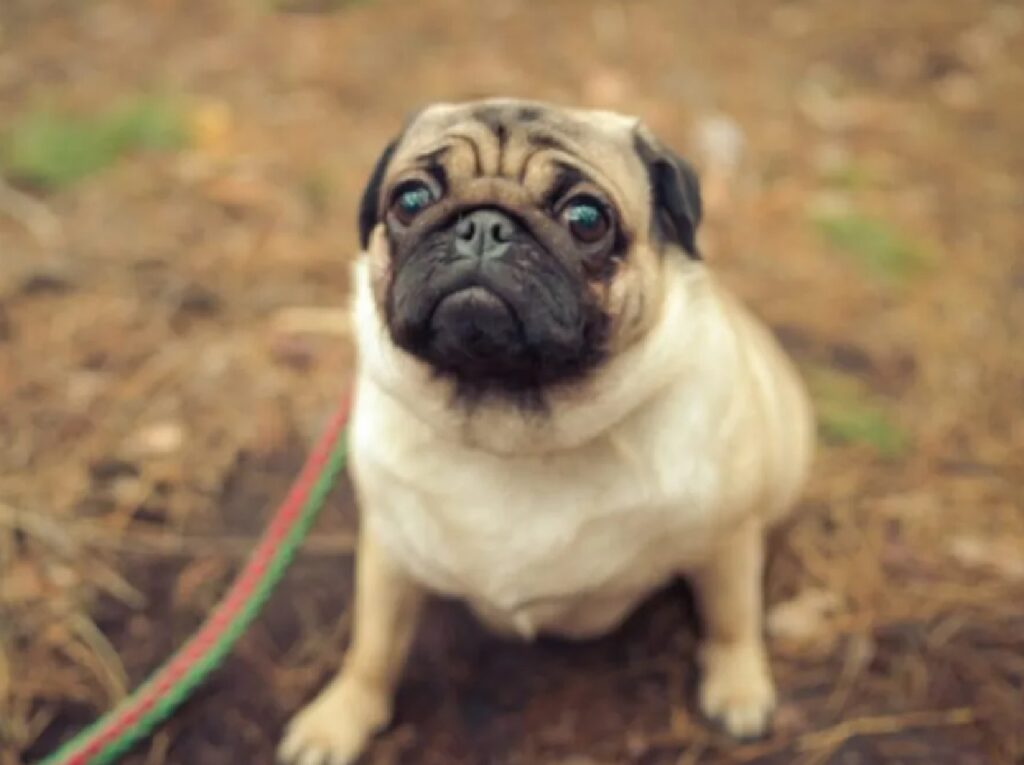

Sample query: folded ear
[357,137,401,249]
[633,130,703,258]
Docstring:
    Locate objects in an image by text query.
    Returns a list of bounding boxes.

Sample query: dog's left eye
[392,181,437,225]
[562,196,611,244]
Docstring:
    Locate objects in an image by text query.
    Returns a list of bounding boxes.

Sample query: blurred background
[1,1,1022,763]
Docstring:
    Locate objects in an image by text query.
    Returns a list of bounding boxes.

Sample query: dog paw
[278,677,390,765]
[698,640,776,739]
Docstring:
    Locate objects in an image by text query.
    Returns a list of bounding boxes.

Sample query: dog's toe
[278,679,390,765]
[698,640,776,739]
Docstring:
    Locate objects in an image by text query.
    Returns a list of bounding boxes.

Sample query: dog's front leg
[279,526,424,765]
[691,516,776,740]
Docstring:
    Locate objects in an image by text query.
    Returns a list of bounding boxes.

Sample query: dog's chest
[353,393,725,638]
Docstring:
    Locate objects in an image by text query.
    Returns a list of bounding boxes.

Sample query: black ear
[634,132,703,258]
[357,137,400,249]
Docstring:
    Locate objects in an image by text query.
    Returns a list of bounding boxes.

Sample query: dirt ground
[1,1,1023,763]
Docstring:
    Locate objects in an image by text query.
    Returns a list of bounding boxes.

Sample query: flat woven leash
[36,395,352,765]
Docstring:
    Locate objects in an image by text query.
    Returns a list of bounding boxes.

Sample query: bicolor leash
[36,395,352,765]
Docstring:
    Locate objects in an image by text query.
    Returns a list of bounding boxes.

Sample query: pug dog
[278,98,814,765]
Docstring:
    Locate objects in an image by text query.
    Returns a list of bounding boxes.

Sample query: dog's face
[358,99,702,395]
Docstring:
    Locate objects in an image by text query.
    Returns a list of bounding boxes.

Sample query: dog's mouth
[426,284,531,379]
[431,285,514,327]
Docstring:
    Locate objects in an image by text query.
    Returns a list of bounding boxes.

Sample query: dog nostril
[454,211,515,252]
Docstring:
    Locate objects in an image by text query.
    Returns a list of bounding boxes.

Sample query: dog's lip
[424,273,517,322]
[427,283,527,344]
[434,286,509,314]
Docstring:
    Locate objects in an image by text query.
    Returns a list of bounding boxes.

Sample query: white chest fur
[350,375,737,639]
[347,257,813,640]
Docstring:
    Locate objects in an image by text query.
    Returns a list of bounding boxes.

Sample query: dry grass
[1,1,1022,763]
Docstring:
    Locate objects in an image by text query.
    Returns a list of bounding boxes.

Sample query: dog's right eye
[391,181,437,225]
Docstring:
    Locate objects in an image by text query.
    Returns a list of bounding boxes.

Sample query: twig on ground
[66,526,357,558]
[67,613,130,704]
[0,500,78,556]
[796,707,976,762]
[0,500,145,608]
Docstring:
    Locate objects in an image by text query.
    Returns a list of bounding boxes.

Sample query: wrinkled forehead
[388,100,648,215]
[408,99,637,140]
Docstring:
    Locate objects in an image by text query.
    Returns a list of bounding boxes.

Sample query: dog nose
[454,209,515,259]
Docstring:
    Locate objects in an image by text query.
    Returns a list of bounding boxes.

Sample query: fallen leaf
[948,536,1024,581]
[767,587,842,642]
[126,421,185,458]
[189,99,235,157]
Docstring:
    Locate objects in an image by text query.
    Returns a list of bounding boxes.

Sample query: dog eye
[391,181,437,225]
[562,196,610,244]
